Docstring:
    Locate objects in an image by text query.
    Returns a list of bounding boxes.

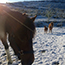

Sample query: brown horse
[48,22,53,33]
[44,26,48,33]
[0,5,37,65]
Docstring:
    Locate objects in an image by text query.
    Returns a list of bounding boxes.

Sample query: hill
[6,1,65,27]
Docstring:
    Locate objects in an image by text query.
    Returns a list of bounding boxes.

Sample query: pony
[44,26,48,33]
[48,22,53,33]
[0,5,37,65]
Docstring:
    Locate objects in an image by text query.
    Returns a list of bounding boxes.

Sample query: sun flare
[0,0,7,3]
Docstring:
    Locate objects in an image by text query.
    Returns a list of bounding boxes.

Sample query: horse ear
[30,15,37,22]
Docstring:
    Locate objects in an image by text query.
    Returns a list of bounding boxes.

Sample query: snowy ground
[0,27,65,65]
[33,27,65,65]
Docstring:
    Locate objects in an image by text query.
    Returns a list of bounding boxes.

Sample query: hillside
[6,1,65,27]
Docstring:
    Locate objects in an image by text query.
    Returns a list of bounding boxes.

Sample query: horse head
[20,15,37,65]
[8,14,37,65]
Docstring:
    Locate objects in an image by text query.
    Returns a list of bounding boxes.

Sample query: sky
[7,0,41,2]
[0,0,41,3]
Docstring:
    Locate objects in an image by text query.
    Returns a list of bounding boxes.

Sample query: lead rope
[3,10,34,33]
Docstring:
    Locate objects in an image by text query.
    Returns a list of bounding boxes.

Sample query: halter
[19,50,34,55]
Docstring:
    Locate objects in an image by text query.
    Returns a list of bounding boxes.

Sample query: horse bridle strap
[19,50,34,55]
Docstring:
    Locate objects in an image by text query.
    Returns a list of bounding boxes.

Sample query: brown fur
[44,26,48,33]
[0,5,37,65]
[48,22,53,33]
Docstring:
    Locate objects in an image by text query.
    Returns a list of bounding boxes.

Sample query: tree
[45,10,54,23]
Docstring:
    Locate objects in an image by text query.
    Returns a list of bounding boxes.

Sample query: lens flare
[0,0,7,3]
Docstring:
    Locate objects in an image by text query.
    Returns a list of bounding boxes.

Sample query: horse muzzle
[20,53,34,65]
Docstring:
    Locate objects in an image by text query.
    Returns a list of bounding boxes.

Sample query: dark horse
[0,5,37,65]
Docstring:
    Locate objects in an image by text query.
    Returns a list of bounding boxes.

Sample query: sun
[0,0,7,3]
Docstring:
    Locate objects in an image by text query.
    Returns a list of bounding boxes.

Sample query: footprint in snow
[63,45,65,47]
[33,42,37,44]
[39,50,46,53]
[52,61,59,65]
[2,53,6,56]
[0,62,2,64]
